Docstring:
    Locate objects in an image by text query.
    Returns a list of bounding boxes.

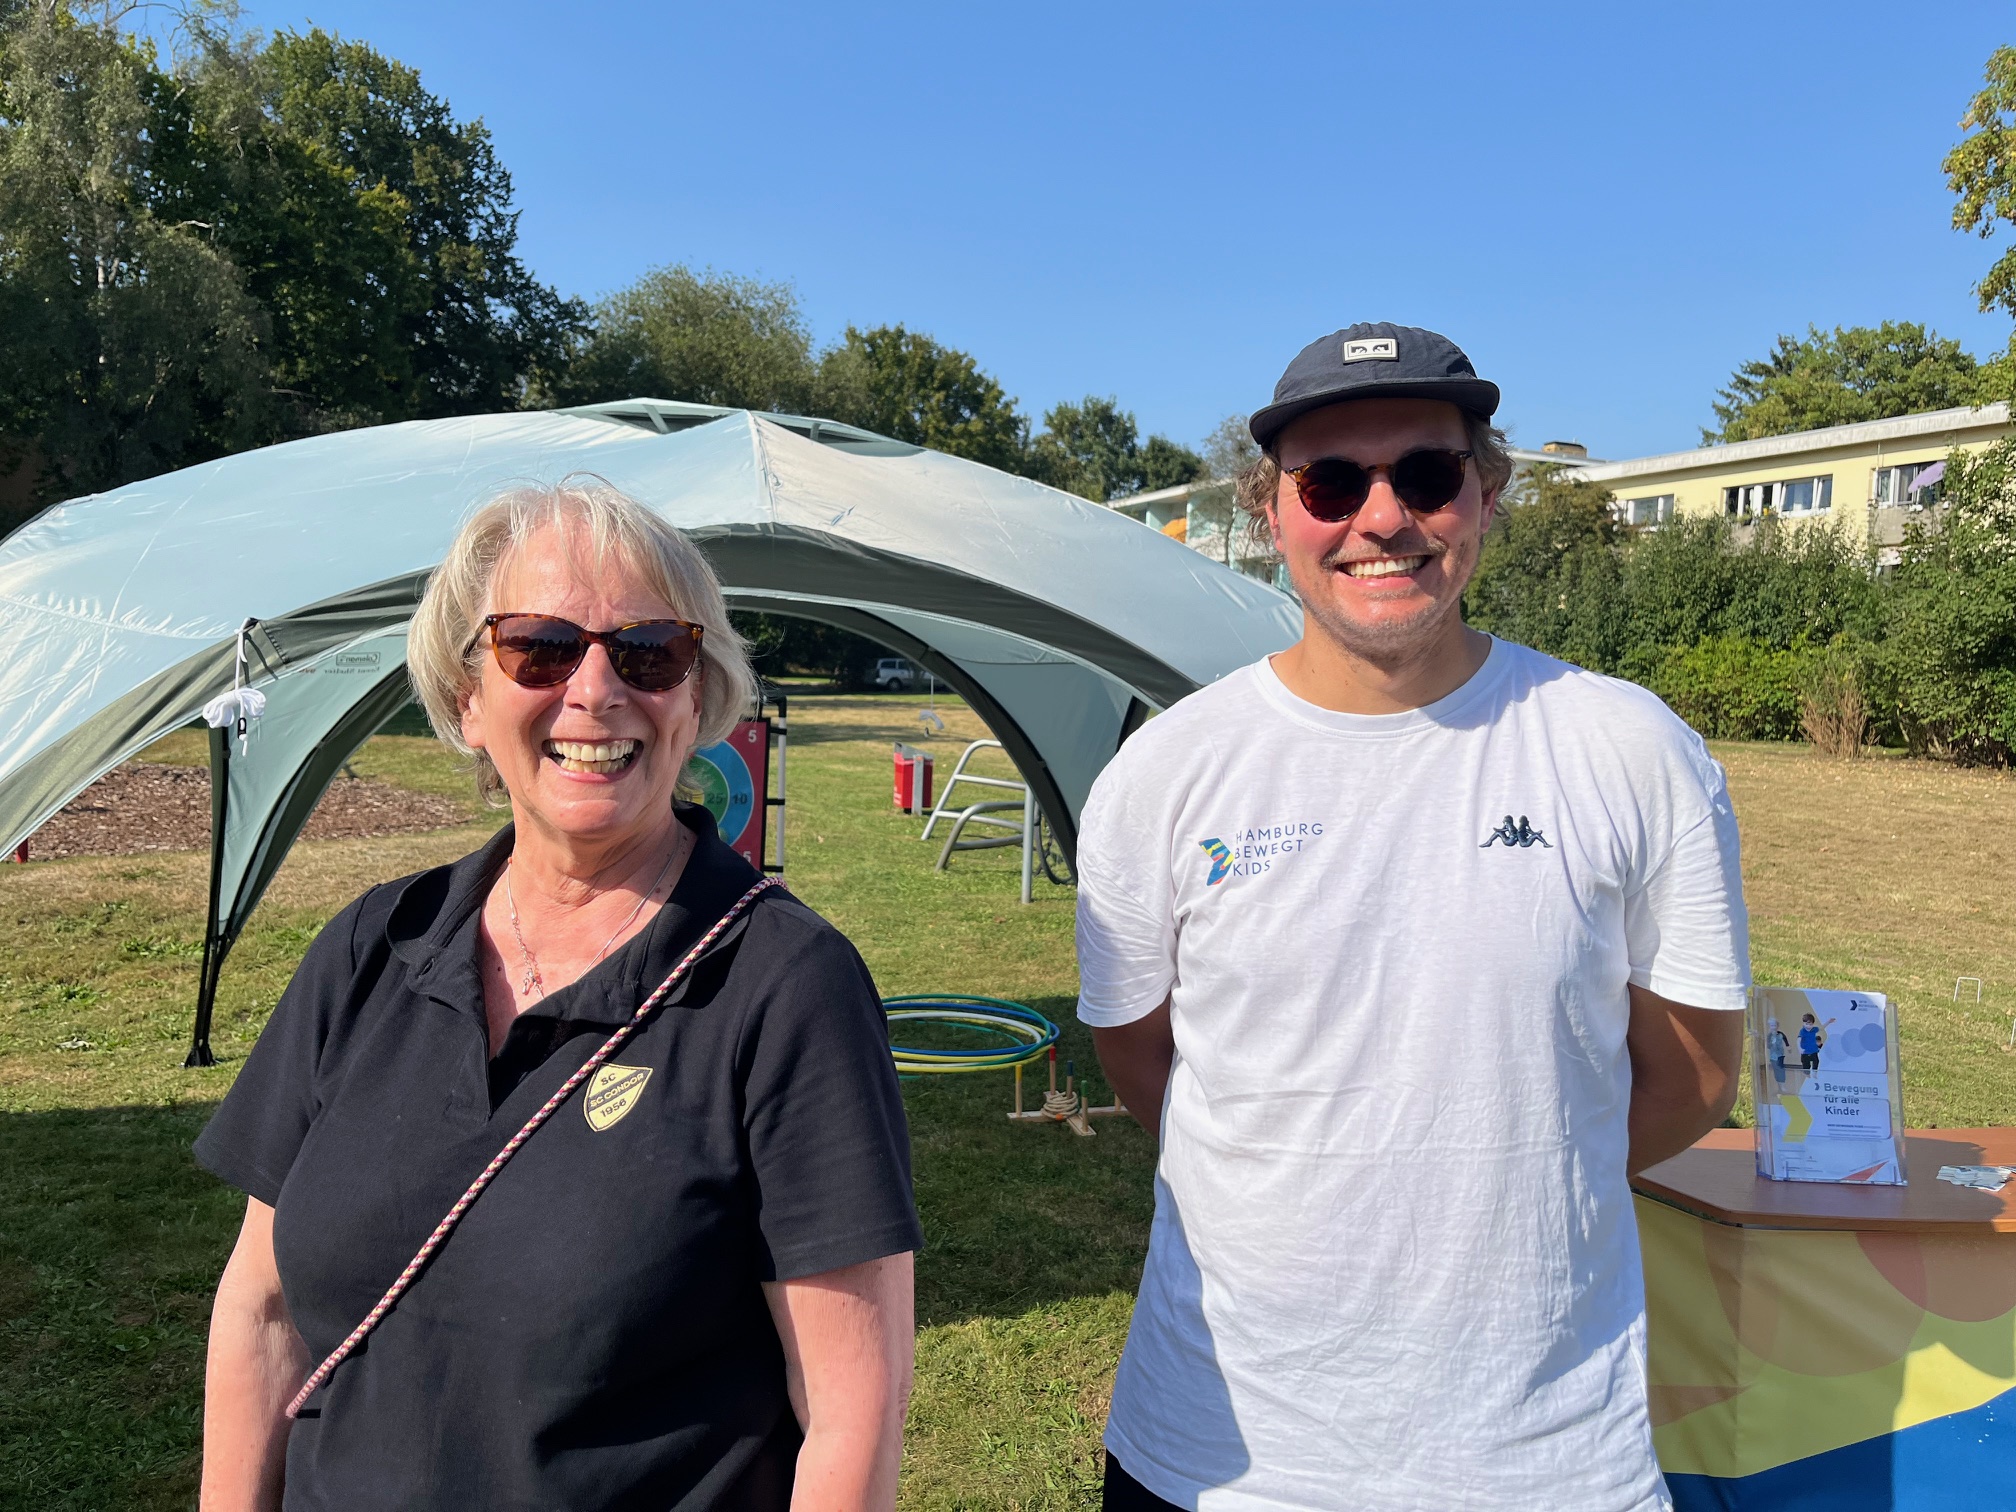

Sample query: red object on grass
[893,744,933,814]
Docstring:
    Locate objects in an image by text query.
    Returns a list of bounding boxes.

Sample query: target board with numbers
[689,719,772,869]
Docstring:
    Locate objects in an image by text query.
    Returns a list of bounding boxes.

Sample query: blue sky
[243,0,2013,461]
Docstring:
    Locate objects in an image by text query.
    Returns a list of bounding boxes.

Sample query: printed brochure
[1750,987,1907,1186]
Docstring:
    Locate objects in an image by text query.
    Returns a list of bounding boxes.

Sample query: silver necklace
[502,835,684,1001]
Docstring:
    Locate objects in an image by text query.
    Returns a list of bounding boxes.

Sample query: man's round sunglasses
[472,613,704,692]
[1286,448,1474,523]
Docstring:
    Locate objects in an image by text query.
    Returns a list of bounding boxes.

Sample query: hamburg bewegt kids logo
[1198,821,1325,885]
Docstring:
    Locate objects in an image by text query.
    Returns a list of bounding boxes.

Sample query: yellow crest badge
[584,1063,653,1132]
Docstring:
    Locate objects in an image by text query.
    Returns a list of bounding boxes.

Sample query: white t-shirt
[1076,640,1750,1512]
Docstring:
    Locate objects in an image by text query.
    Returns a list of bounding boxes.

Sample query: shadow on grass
[779,694,987,751]
[787,720,963,749]
[0,1011,1151,1506]
[903,1000,1157,1329]
[0,1102,236,1511]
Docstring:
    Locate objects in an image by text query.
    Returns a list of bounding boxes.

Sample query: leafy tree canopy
[539,265,815,414]
[1463,464,1627,672]
[1703,322,1983,444]
[816,324,1028,472]
[1878,436,2016,763]
[1465,464,1886,686]
[1025,395,1203,502]
[0,4,267,510]
[203,25,583,423]
[1949,46,2016,327]
[0,3,579,514]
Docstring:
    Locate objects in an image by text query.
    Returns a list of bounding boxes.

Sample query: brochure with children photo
[1750,987,1907,1186]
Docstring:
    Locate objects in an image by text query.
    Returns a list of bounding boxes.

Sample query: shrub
[1464,465,1628,672]
[1463,444,2016,761]
[1645,636,1814,742]
[1799,638,1872,757]
[1623,514,1882,654]
[1876,439,2016,765]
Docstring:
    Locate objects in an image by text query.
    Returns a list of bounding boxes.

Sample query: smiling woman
[191,479,921,1512]
[408,479,756,805]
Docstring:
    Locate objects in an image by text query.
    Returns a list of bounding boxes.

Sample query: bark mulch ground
[18,763,469,861]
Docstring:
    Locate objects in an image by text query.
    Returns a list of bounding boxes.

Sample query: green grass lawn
[1,703,2012,1508]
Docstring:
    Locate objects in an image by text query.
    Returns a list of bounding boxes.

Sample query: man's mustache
[1318,539,1447,571]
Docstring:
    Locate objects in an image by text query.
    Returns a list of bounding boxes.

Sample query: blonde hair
[409,475,757,803]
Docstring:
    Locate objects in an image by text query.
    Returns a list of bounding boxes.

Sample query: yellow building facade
[1107,402,2014,582]
[1572,403,2013,560]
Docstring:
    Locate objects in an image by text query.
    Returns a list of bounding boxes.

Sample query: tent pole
[193,659,416,1069]
[186,725,231,1068]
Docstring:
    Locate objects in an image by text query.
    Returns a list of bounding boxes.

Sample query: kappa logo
[1198,838,1234,886]
[1343,336,1398,363]
[1480,815,1552,850]
[584,1063,653,1132]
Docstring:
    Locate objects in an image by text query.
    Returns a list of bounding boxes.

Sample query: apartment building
[1103,403,2014,580]
[1569,403,2014,560]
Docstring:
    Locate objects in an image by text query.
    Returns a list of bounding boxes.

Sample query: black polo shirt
[194,807,921,1511]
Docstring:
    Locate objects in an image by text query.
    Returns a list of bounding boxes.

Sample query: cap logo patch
[1343,337,1398,363]
[584,1063,653,1132]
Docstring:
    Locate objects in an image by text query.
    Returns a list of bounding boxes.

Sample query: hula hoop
[883,993,1059,1076]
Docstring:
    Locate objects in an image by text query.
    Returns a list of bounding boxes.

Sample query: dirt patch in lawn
[19,764,468,861]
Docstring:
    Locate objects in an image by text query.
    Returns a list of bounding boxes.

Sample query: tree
[730,610,889,689]
[1,3,584,516]
[154,22,423,434]
[1139,434,1207,492]
[1703,323,1983,443]
[1025,395,1204,501]
[815,324,1028,472]
[1201,413,1259,481]
[1616,515,1741,658]
[238,28,583,421]
[1462,464,1628,672]
[542,264,816,413]
[1876,438,2016,764]
[0,3,268,512]
[1617,510,1881,663]
[1948,44,2016,395]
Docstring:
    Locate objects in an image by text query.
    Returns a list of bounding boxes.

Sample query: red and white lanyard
[286,875,781,1419]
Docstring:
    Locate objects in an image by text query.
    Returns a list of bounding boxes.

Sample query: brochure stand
[1749,987,1906,1185]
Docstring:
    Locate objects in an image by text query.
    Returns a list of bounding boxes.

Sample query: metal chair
[920,739,1036,904]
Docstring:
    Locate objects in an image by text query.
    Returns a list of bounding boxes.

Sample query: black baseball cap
[1248,322,1500,453]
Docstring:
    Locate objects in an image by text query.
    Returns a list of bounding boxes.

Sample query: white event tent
[0,401,1299,1062]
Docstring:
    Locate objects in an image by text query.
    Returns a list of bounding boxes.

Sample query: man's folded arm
[1090,998,1175,1144]
[1624,984,1743,1176]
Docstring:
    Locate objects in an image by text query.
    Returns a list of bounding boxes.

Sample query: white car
[873,658,917,691]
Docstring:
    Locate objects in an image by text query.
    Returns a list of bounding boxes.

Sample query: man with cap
[1076,323,1750,1510]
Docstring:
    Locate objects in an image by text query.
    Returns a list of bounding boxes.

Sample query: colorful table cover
[1635,1129,2016,1510]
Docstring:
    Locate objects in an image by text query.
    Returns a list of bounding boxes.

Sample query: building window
[1873,461,1942,508]
[1723,476,1832,518]
[1778,476,1832,514]
[1725,483,1773,517]
[1617,494,1674,527]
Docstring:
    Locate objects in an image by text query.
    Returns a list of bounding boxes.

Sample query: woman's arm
[762,1251,915,1511]
[202,1198,309,1512]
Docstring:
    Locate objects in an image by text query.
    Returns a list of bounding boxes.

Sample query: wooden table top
[1631,1128,2016,1233]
